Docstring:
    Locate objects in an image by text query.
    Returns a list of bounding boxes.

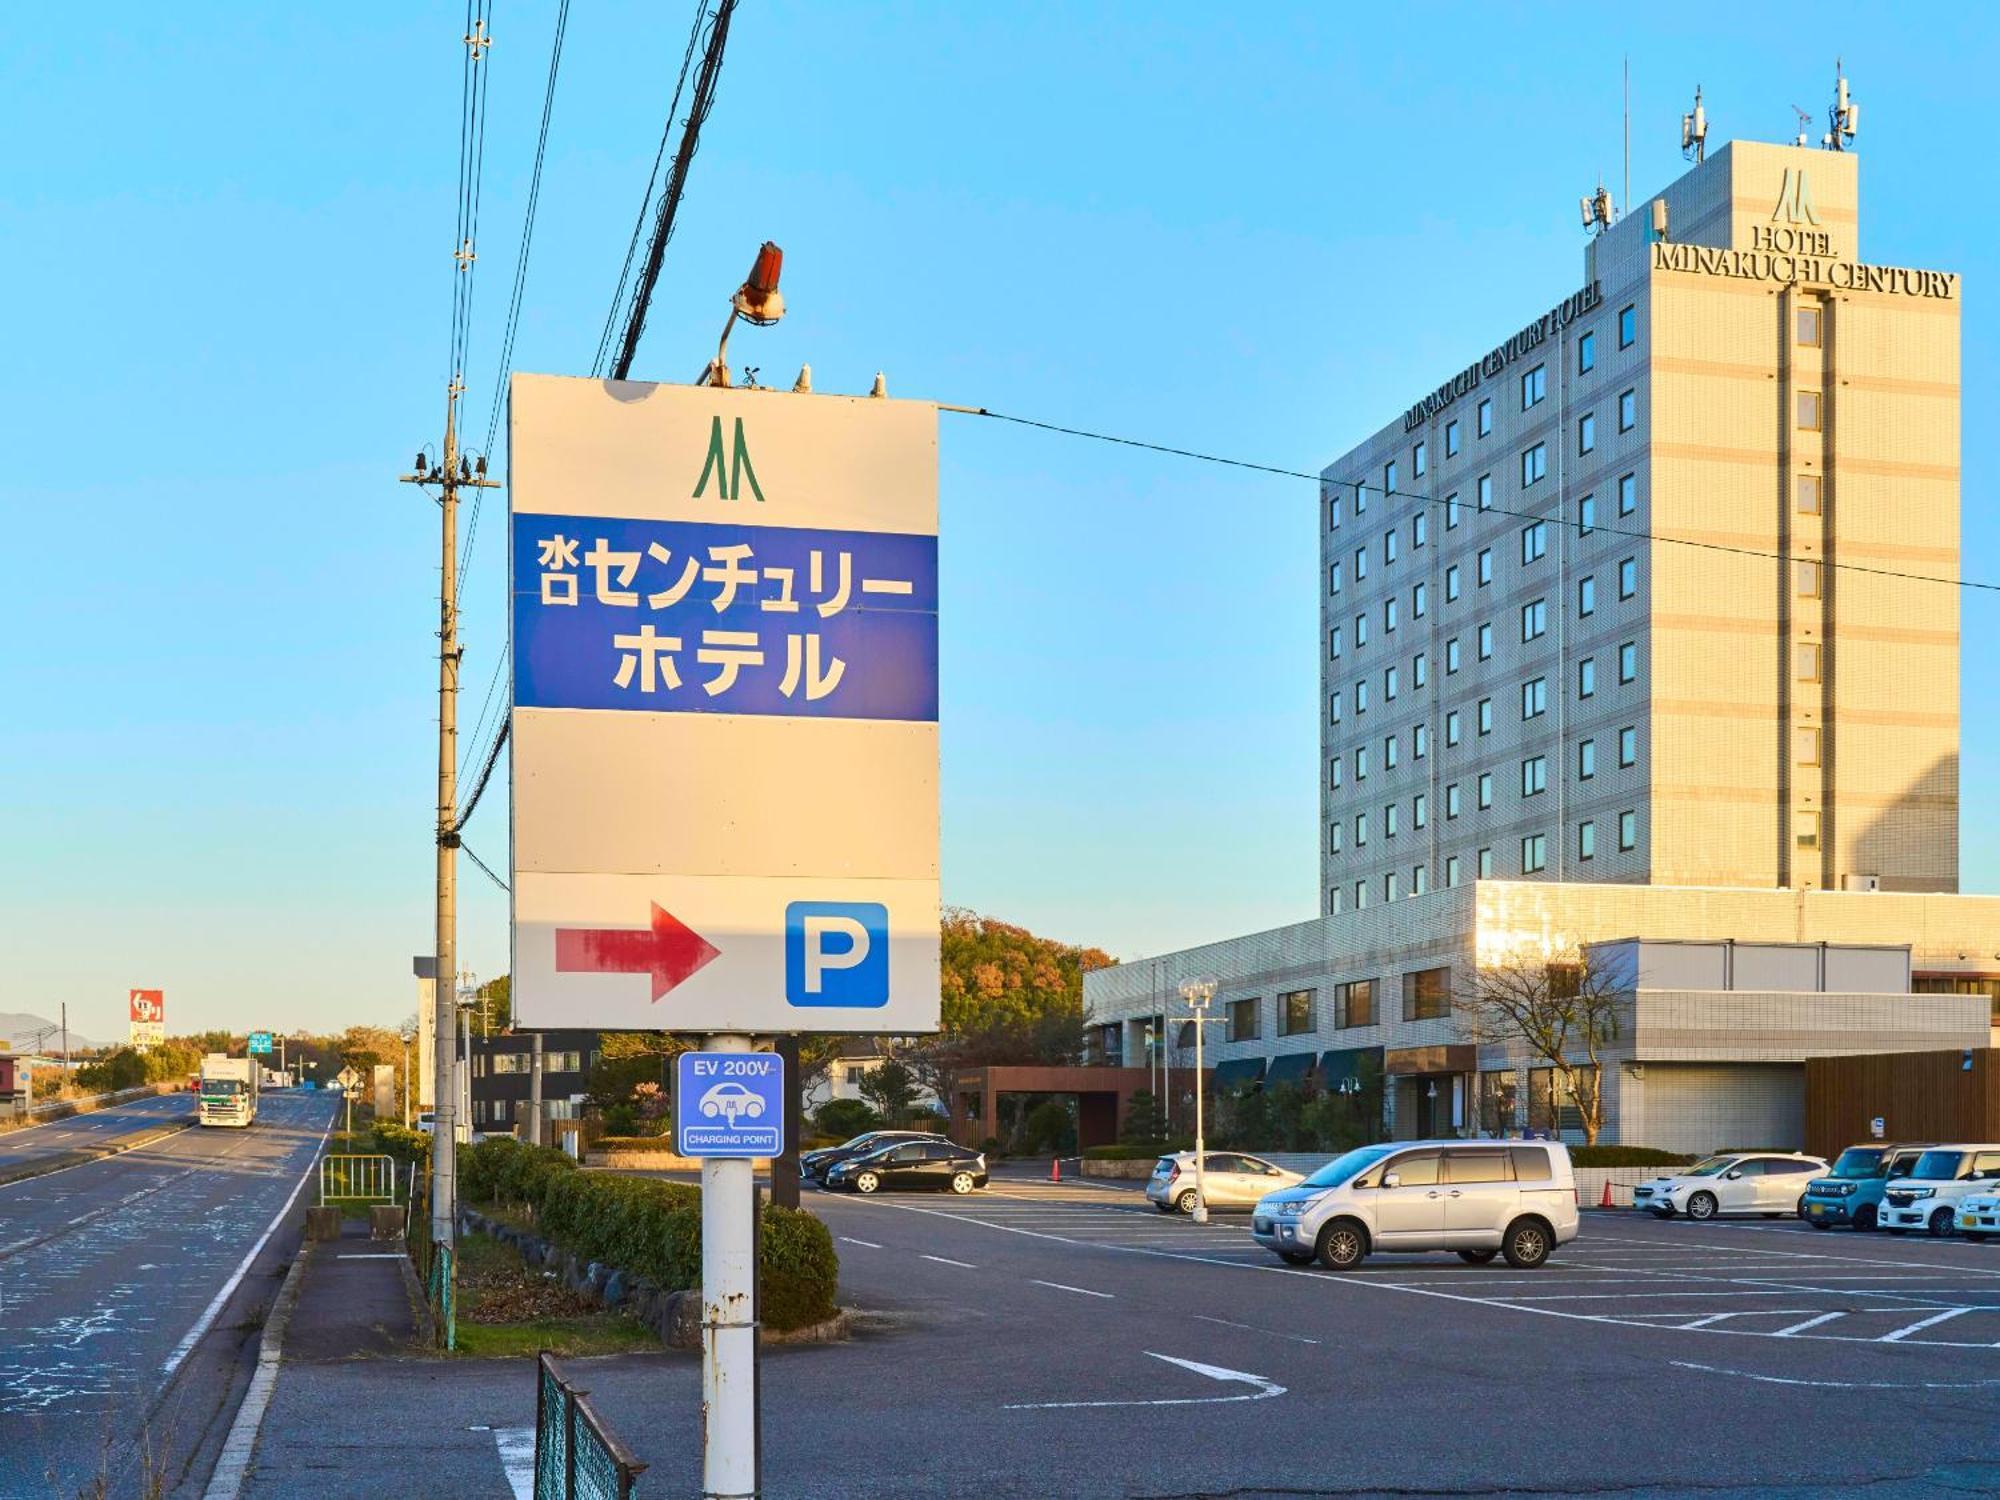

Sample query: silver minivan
[1252,1139,1580,1271]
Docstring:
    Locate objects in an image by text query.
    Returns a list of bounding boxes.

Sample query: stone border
[458,1206,847,1350]
[0,1117,194,1188]
[200,1240,314,1499]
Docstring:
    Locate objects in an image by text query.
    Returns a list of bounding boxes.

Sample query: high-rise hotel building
[1321,140,1958,911]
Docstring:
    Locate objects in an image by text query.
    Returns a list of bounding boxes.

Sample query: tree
[857,1059,919,1128]
[1119,1089,1167,1148]
[1453,945,1627,1144]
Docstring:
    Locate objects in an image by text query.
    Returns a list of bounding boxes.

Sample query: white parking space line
[1680,1310,1822,1329]
[1880,1307,1978,1342]
[1192,1313,1321,1346]
[920,1255,977,1269]
[492,1426,536,1500]
[839,1236,883,1249]
[1774,1312,1848,1336]
[1002,1353,1284,1411]
[1029,1279,1113,1299]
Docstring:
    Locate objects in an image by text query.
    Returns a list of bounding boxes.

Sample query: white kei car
[1634,1152,1828,1221]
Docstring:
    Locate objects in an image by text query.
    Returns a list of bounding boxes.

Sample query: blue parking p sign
[676,1051,785,1158]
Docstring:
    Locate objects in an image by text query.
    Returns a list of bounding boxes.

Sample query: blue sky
[2,5,1994,1041]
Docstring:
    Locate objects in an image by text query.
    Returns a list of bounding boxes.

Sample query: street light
[1179,978,1219,1224]
[400,1030,416,1127]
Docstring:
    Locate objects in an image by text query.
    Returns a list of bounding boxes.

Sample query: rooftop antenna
[1580,180,1615,236]
[1622,57,1630,221]
[1791,106,1814,148]
[1681,84,1708,163]
[1825,60,1859,150]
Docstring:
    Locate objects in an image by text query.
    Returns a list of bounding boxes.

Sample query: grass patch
[453,1231,655,1359]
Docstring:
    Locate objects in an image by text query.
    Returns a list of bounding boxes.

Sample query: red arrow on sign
[554,903,721,1002]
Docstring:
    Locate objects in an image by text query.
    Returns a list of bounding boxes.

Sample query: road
[0,1091,336,1498]
[245,1173,2000,1498]
[0,1091,196,1178]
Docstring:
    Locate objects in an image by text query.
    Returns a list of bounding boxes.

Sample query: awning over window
[1264,1051,1317,1088]
[1320,1046,1384,1091]
[1212,1056,1268,1091]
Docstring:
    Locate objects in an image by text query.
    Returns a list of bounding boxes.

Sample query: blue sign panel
[785,901,889,1008]
[248,1031,273,1056]
[676,1051,786,1158]
[514,514,937,722]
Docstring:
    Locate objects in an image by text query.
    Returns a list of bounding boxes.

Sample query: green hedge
[1568,1145,1697,1168]
[1082,1142,1191,1161]
[459,1139,837,1330]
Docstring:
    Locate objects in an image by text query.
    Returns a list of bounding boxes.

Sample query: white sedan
[1147,1151,1304,1213]
[1634,1152,1828,1220]
[1957,1192,2000,1242]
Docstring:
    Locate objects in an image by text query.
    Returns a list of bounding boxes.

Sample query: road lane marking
[1003,1352,1284,1411]
[839,1236,882,1249]
[1774,1312,1848,1336]
[493,1426,536,1500]
[1192,1313,1321,1346]
[920,1255,977,1268]
[1880,1307,1977,1342]
[335,1253,407,1260]
[1670,1359,2000,1390]
[1030,1279,1112,1299]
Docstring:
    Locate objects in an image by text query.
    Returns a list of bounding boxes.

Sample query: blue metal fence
[535,1352,647,1500]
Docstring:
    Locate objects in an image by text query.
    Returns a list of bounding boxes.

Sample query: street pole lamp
[400,1031,415,1127]
[1179,978,1218,1224]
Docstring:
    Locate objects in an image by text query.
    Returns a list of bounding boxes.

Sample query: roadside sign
[248,1031,273,1055]
[129,989,166,1052]
[334,1065,362,1091]
[508,377,941,1035]
[1870,1116,1886,1139]
[674,1051,784,1158]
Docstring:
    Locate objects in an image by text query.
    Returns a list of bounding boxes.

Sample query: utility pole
[401,379,498,1252]
[528,1032,544,1146]
[60,1003,68,1075]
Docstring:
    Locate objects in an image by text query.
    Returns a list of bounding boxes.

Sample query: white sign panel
[509,376,940,1035]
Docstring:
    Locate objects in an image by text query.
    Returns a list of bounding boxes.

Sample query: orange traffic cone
[1600,1180,1615,1209]
[1050,1156,1061,1183]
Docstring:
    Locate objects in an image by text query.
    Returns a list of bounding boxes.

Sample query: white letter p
[803,915,870,994]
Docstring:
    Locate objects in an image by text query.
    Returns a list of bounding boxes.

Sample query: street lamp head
[1179,977,1217,1010]
[731,240,785,326]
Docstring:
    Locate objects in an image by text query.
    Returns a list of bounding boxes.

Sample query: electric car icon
[699,1081,765,1125]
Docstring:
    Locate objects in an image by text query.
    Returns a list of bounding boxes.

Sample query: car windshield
[1302,1144,1397,1189]
[1682,1156,1736,1177]
[1830,1148,1888,1179]
[202,1079,245,1095]
[836,1134,885,1150]
[1910,1150,1967,1181]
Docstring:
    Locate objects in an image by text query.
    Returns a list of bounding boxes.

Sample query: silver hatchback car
[1147,1151,1304,1213]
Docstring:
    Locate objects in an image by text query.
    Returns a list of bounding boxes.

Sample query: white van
[1877,1144,2000,1237]
[1251,1139,1579,1271]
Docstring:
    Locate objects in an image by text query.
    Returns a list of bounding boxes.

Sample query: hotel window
[1477,397,1493,437]
[1329,755,1343,789]
[1356,679,1370,713]
[1413,650,1429,689]
[1413,581,1428,618]
[1477,772,1493,809]
[1578,412,1596,455]
[1385,528,1400,565]
[1446,564,1461,601]
[1446,637,1461,673]
[1618,472,1636,515]
[1618,389,1636,432]
[1522,521,1548,563]
[1356,811,1369,846]
[1797,474,1823,514]
[1414,721,1429,757]
[1328,886,1343,914]
[1521,442,1548,487]
[1619,726,1637,766]
[1521,834,1547,873]
[1578,329,1596,373]
[1328,491,1342,530]
[1384,459,1399,494]
[1413,510,1429,548]
[1385,665,1399,701]
[1477,622,1493,659]
[1385,801,1400,837]
[1227,997,1262,1043]
[1446,783,1462,819]
[1329,818,1342,851]
[1355,545,1369,580]
[1403,967,1452,1022]
[1477,549,1493,587]
[1795,726,1822,766]
[1578,657,1596,699]
[1579,738,1597,780]
[1579,494,1597,534]
[1797,305,1823,347]
[1521,364,1547,409]
[1618,557,1637,598]
[1477,697,1493,735]
[1279,989,1316,1036]
[1521,598,1547,641]
[1329,560,1342,595]
[1578,819,1597,860]
[1521,755,1548,797]
[1355,879,1368,908]
[1414,791,1429,829]
[1330,625,1343,659]
[1618,304,1636,347]
[1797,390,1822,430]
[1795,642,1822,681]
[1446,418,1462,457]
[1356,743,1369,778]
[1412,863,1429,896]
[1355,482,1367,515]
[1795,810,1820,849]
[1477,846,1494,878]
[1384,732,1399,768]
[1445,710,1462,745]
[1355,613,1368,647]
[1385,597,1399,633]
[1578,575,1596,616]
[1446,492,1461,529]
[1618,642,1637,682]
[1412,441,1427,479]
[1477,473,1493,511]
[1521,677,1547,720]
[1796,560,1822,598]
[1336,979,1375,1029]
[1618,811,1638,851]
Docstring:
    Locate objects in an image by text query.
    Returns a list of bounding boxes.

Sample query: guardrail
[319,1153,400,1206]
[535,1352,647,1499]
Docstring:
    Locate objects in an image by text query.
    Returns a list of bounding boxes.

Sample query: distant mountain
[0,1012,103,1054]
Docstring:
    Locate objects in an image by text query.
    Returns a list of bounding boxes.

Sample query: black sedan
[825,1139,989,1195]
[802,1130,950,1182]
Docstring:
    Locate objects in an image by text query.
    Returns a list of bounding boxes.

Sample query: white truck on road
[198,1054,259,1127]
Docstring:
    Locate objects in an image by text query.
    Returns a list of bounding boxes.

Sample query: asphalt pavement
[0,1090,196,1179]
[0,1090,337,1497]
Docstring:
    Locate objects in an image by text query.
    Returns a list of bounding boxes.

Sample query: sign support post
[697,1033,760,1499]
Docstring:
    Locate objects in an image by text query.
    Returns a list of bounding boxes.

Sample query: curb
[0,1119,195,1189]
[201,1238,315,1500]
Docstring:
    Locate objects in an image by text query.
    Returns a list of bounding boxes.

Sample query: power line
[462,842,510,894]
[448,2,497,385]
[457,716,511,829]
[458,651,508,783]
[952,407,1999,597]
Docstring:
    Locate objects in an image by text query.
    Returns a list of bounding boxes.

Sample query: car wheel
[854,1171,881,1195]
[1927,1207,1956,1238]
[1175,1190,1199,1215]
[1685,1191,1718,1222]
[1457,1248,1500,1264]
[1854,1204,1879,1232]
[1277,1249,1314,1265]
[949,1172,976,1195]
[1315,1221,1367,1271]
[1502,1219,1553,1269]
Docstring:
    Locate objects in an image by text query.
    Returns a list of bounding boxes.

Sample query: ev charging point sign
[676,1051,785,1158]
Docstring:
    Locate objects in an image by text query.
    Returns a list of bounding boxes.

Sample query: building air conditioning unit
[1843,874,1882,893]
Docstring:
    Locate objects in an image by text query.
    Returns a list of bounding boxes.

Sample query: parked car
[802,1130,949,1182]
[824,1139,988,1195]
[1877,1145,2000,1237]
[1147,1152,1304,1214]
[1633,1153,1828,1220]
[1956,1190,2000,1242]
[1800,1144,1931,1231]
[1252,1140,1578,1271]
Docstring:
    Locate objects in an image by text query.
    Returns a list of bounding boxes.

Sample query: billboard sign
[675,1051,784,1158]
[248,1031,274,1055]
[508,377,940,1035]
[129,989,166,1051]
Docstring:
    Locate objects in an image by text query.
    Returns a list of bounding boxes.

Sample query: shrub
[814,1097,879,1140]
[1569,1145,1697,1168]
[602,1102,640,1136]
[1082,1142,1189,1161]
[370,1121,431,1169]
